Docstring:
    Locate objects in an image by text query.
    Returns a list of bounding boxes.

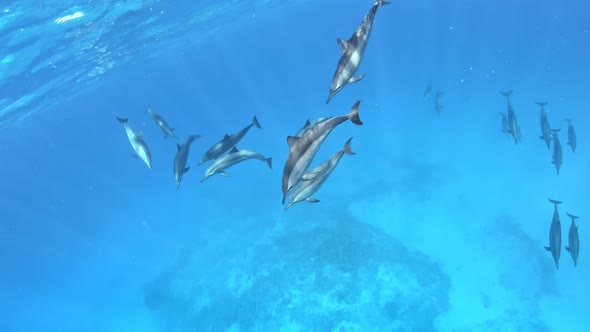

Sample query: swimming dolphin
[537,102,551,149]
[326,0,391,103]
[116,116,152,170]
[148,109,176,139]
[198,116,262,165]
[173,135,201,189]
[435,91,444,115]
[501,90,521,144]
[200,147,272,183]
[565,212,580,267]
[282,100,363,204]
[295,117,332,137]
[545,198,563,270]
[565,119,576,154]
[424,84,433,102]
[499,112,510,136]
[551,129,562,175]
[285,137,355,210]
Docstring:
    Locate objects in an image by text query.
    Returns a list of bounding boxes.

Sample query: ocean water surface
[1,0,589,331]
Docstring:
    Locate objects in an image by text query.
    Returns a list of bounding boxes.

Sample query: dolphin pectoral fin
[302,171,321,181]
[539,136,544,140]
[544,246,551,251]
[177,144,182,151]
[220,171,230,177]
[230,146,239,153]
[337,38,349,54]
[131,153,141,160]
[566,246,571,252]
[184,167,190,173]
[349,74,365,84]
[306,198,320,203]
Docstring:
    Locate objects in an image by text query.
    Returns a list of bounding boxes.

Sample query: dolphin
[537,102,551,149]
[565,212,580,267]
[434,91,444,115]
[148,109,176,139]
[116,116,152,170]
[499,112,510,136]
[501,90,521,144]
[198,116,262,165]
[551,129,562,175]
[326,0,391,103]
[173,135,201,189]
[285,137,355,210]
[281,100,363,204]
[545,198,563,270]
[295,117,332,137]
[565,119,576,154]
[424,84,433,102]
[200,147,272,183]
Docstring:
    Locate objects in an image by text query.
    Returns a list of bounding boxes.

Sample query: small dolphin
[551,129,562,175]
[116,116,152,170]
[326,0,391,103]
[173,135,201,189]
[565,119,576,154]
[537,102,551,149]
[148,109,176,139]
[295,117,332,137]
[435,91,444,114]
[199,116,262,165]
[499,112,510,136]
[500,90,521,144]
[423,84,433,102]
[565,212,580,267]
[545,198,563,270]
[282,100,363,204]
[285,137,355,210]
[200,147,272,183]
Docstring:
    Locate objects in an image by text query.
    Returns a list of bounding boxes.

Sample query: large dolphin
[537,102,551,149]
[565,212,580,267]
[285,137,355,210]
[326,0,391,103]
[565,118,576,154]
[116,116,152,170]
[501,90,521,144]
[281,100,363,204]
[173,135,201,189]
[551,129,562,175]
[545,198,563,270]
[198,116,262,165]
[200,147,272,183]
[148,109,177,139]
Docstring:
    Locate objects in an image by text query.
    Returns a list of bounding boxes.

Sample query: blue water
[1,0,589,331]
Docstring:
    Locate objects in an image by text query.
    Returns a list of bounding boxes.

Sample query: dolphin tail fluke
[376,0,392,5]
[548,198,563,206]
[551,129,561,133]
[564,118,573,124]
[188,134,201,142]
[500,90,512,97]
[536,101,548,107]
[566,213,579,220]
[342,137,356,155]
[252,116,262,129]
[266,157,273,170]
[116,116,128,124]
[349,100,363,126]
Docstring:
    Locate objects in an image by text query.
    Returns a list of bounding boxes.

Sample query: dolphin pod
[281,100,363,205]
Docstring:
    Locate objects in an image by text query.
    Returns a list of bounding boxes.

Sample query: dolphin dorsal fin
[223,134,230,140]
[230,146,239,153]
[337,38,348,54]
